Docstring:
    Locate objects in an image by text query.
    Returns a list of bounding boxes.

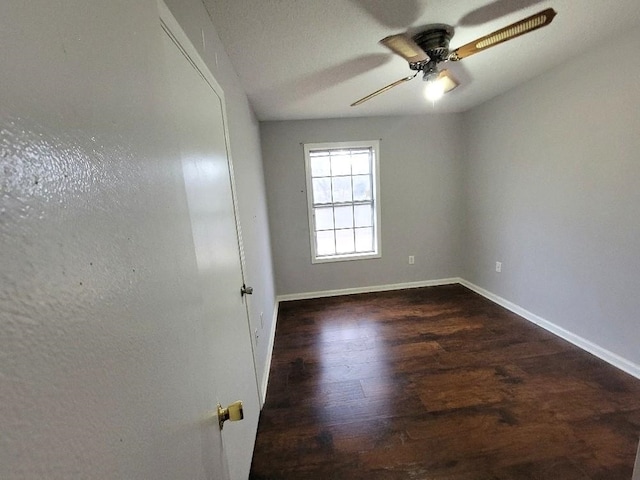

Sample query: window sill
[311,252,381,264]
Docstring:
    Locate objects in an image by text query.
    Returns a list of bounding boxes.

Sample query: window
[304,140,381,263]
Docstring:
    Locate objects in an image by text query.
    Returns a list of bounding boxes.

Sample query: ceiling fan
[351,8,557,106]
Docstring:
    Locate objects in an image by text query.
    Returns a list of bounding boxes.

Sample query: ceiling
[203,0,640,121]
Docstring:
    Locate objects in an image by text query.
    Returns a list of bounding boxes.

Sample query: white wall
[260,115,464,296]
[0,0,274,477]
[462,25,640,368]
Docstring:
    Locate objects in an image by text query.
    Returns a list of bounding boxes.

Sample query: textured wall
[462,25,640,367]
[260,115,464,296]
[0,0,274,477]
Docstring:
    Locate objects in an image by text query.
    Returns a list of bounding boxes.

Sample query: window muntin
[304,141,380,263]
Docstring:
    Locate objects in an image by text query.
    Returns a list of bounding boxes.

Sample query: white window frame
[303,140,381,264]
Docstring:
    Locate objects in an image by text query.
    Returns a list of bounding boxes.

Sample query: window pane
[330,153,351,176]
[352,175,371,201]
[314,207,334,231]
[312,177,332,204]
[335,228,355,254]
[316,230,335,256]
[351,153,370,174]
[334,205,353,229]
[354,204,372,227]
[311,155,331,177]
[355,227,373,252]
[332,176,352,203]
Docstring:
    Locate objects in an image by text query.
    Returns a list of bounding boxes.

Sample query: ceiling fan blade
[438,69,459,93]
[351,73,418,107]
[451,8,557,60]
[380,34,429,63]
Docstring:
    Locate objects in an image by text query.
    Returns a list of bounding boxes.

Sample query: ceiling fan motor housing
[410,24,454,72]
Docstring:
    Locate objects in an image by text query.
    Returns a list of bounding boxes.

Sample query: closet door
[160,6,260,479]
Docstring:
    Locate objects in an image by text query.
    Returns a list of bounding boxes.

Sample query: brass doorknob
[217,401,244,430]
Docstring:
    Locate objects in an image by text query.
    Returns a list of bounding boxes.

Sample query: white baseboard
[259,301,279,407]
[276,277,461,302]
[459,279,640,380]
[633,440,640,480]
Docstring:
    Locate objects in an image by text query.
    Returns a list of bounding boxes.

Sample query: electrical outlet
[409,255,415,265]
[496,261,502,273]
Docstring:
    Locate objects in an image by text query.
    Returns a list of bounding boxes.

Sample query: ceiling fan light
[424,79,445,102]
[439,73,458,94]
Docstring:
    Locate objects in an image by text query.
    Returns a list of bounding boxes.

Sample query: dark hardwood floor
[250,285,640,479]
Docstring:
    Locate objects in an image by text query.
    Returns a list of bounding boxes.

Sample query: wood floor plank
[250,285,640,479]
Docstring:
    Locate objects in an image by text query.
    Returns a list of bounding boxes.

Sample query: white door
[160,6,260,480]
